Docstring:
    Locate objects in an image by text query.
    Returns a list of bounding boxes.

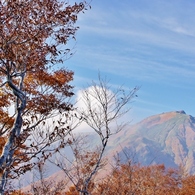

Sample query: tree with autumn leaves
[3,1,194,195]
[90,162,195,195]
[0,0,139,194]
[57,149,194,195]
[28,157,195,195]
[0,0,89,193]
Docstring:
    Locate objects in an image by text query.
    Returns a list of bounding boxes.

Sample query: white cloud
[73,86,113,132]
[76,85,116,117]
[74,84,133,133]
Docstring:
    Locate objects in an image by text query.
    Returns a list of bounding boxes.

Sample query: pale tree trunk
[0,75,26,194]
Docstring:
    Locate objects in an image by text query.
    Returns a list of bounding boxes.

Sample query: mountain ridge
[21,110,195,192]
[107,110,195,174]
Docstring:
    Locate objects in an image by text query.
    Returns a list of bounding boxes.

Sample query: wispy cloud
[76,0,195,53]
[69,0,195,119]
[72,42,195,86]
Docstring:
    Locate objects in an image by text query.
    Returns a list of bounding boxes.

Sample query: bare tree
[53,75,139,195]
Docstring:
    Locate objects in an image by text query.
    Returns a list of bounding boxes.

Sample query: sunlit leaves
[0,0,88,191]
[94,163,195,195]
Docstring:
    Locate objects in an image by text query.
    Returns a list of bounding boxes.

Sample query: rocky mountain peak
[108,111,195,174]
[176,110,186,114]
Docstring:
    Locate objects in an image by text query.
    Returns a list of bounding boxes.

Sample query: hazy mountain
[21,110,195,191]
[45,110,195,178]
[107,110,195,174]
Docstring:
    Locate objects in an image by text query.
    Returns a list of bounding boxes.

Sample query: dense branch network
[0,0,89,193]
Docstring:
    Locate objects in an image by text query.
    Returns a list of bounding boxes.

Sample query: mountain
[21,110,195,192]
[43,110,195,179]
[107,110,195,174]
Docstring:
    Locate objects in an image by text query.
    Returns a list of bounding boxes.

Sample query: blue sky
[66,0,195,123]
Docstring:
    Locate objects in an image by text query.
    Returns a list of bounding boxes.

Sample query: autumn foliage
[60,162,195,195]
[0,0,88,193]
[12,160,194,195]
[2,1,195,195]
[93,163,195,195]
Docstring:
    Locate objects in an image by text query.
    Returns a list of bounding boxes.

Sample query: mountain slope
[21,110,195,192]
[107,110,195,174]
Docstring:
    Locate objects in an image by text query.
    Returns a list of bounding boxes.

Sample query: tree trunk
[0,109,23,194]
[0,78,26,194]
